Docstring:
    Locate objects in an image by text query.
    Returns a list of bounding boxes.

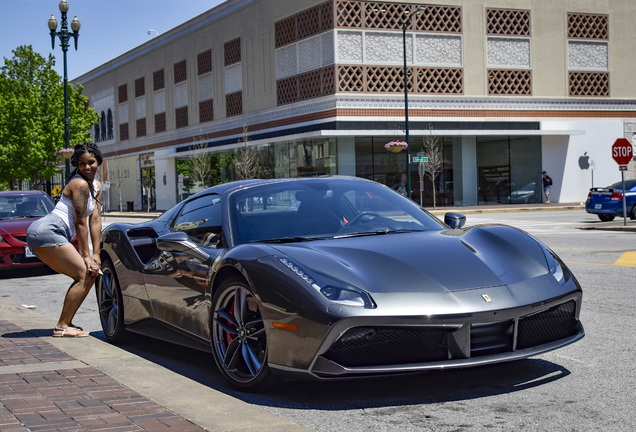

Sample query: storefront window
[477,136,541,204]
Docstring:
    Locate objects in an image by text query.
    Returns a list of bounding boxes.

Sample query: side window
[172,194,222,246]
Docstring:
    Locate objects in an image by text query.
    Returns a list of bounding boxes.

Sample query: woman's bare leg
[33,244,96,336]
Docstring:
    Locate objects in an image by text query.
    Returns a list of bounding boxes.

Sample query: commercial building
[76,0,636,211]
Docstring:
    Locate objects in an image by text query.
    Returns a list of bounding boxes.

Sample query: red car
[0,190,62,270]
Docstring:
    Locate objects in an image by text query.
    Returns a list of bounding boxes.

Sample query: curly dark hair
[69,142,103,205]
[70,142,103,168]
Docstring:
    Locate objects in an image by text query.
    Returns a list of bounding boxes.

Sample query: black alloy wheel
[211,278,271,391]
[96,260,126,343]
[630,204,636,220]
[598,214,615,222]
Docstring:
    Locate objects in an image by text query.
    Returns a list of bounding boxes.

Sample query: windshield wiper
[334,229,418,239]
[255,236,321,243]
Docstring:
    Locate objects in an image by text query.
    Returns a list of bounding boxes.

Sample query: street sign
[612,138,633,166]
[416,152,424,157]
[413,156,428,163]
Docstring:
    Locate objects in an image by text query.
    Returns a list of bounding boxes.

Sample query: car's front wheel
[598,214,615,222]
[96,259,126,343]
[211,278,271,391]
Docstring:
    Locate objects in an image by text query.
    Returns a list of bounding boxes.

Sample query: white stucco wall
[542,120,626,203]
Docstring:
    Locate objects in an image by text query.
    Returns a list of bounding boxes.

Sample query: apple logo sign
[579,152,590,170]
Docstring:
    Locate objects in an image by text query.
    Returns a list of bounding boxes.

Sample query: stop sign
[612,138,633,166]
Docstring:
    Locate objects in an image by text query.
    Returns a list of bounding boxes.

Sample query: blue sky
[3,0,225,80]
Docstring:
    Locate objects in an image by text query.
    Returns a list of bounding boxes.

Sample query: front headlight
[544,248,569,285]
[277,256,375,308]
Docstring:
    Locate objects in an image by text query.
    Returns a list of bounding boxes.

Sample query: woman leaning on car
[26,143,103,338]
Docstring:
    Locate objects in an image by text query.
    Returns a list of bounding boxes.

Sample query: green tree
[0,45,98,189]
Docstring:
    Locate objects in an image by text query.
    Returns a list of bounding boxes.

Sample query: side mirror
[444,212,466,229]
[156,231,211,263]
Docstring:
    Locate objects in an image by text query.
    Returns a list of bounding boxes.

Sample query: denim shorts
[26,213,72,249]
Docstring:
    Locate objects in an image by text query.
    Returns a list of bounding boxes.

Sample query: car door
[142,193,225,341]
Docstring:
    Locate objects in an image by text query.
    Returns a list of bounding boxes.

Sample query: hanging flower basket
[55,148,74,160]
[385,141,408,153]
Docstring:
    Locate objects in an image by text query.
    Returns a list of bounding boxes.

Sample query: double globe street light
[48,0,80,182]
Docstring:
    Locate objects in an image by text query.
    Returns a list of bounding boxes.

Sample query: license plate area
[24,246,35,258]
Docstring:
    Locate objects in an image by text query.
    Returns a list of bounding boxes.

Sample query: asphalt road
[1,211,634,431]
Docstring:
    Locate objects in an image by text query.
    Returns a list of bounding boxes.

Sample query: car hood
[0,217,37,235]
[268,225,549,296]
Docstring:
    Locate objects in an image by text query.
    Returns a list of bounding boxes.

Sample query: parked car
[585,179,636,221]
[0,190,56,270]
[508,182,537,204]
[96,176,584,391]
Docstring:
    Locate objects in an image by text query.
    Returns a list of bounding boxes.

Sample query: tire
[598,214,615,222]
[211,278,272,391]
[96,260,126,343]
[630,205,636,220]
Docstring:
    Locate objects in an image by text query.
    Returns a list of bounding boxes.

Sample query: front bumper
[270,292,583,380]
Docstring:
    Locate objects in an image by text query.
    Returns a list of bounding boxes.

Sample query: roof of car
[0,190,50,197]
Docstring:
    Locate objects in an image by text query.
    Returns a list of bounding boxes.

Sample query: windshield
[0,194,55,219]
[229,179,444,244]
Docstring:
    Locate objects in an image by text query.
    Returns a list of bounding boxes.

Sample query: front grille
[323,327,448,367]
[13,235,27,243]
[517,301,578,349]
[471,320,513,356]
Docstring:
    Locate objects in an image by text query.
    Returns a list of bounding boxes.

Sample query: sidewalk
[0,297,309,432]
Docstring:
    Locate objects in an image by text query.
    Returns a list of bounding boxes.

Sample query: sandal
[52,327,89,337]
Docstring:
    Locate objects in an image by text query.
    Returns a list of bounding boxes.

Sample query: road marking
[614,251,636,267]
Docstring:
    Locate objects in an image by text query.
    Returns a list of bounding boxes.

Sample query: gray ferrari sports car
[96,176,583,390]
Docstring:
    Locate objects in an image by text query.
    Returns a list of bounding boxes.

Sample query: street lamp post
[48,0,80,182]
[402,6,426,200]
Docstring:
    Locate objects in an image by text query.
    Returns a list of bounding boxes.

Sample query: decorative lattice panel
[174,60,187,84]
[197,50,212,75]
[488,69,532,95]
[366,66,409,93]
[336,1,363,28]
[569,72,609,96]
[415,68,463,94]
[277,66,335,105]
[175,106,188,128]
[224,38,241,66]
[337,65,364,92]
[414,5,462,33]
[277,76,298,105]
[275,16,296,48]
[199,99,214,123]
[226,91,243,117]
[568,13,608,40]
[154,112,166,133]
[134,77,145,98]
[136,118,146,137]
[118,84,127,104]
[486,9,530,36]
[298,7,320,40]
[153,69,164,91]
[364,2,411,30]
[298,69,323,100]
[276,2,333,47]
[119,123,129,141]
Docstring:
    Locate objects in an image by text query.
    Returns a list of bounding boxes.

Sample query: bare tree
[234,126,262,180]
[420,129,444,209]
[187,142,215,188]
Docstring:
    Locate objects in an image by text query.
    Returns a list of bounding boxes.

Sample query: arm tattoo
[74,186,89,219]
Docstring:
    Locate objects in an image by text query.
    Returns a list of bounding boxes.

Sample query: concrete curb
[0,296,310,432]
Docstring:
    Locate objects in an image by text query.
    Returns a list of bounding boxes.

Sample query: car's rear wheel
[96,260,126,343]
[598,214,615,222]
[630,204,636,220]
[211,278,271,391]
